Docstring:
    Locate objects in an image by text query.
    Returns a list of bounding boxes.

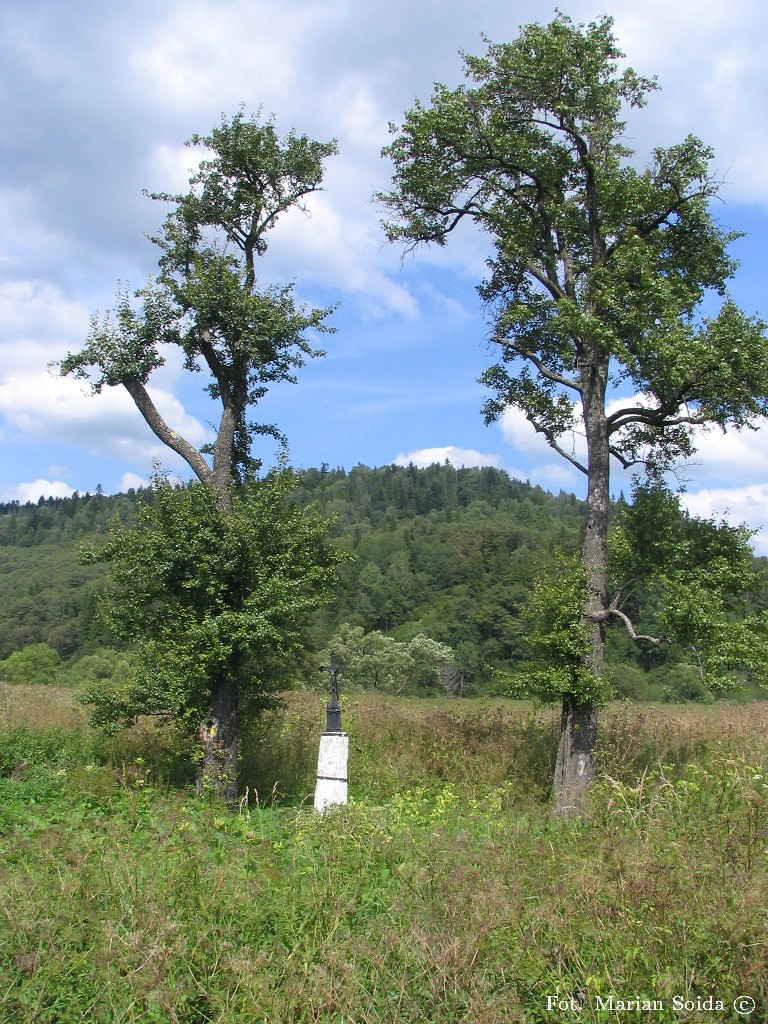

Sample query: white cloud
[119,471,148,492]
[497,395,768,544]
[128,1,311,112]
[0,275,217,486]
[681,484,768,556]
[148,143,200,196]
[0,371,211,466]
[500,406,579,461]
[682,424,768,486]
[2,0,768,501]
[268,177,419,319]
[0,280,93,371]
[611,0,768,204]
[394,445,502,469]
[327,75,390,154]
[671,416,768,554]
[498,405,586,490]
[4,478,75,503]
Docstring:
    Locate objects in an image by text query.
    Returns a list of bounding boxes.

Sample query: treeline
[1,464,766,698]
[295,464,586,681]
[0,467,582,678]
[0,489,143,657]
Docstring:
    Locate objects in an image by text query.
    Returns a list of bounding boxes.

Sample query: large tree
[379,15,768,813]
[82,470,344,804]
[61,111,339,800]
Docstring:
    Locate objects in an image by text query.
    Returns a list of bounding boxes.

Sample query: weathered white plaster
[314,732,349,812]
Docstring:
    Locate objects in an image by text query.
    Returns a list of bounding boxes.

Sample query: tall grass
[1,684,766,1022]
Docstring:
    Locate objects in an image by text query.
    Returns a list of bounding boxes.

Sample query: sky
[1,0,767,549]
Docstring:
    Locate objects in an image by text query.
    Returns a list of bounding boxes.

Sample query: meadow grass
[0,684,767,1022]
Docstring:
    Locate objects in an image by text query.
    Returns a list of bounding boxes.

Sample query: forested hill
[0,465,587,679]
[293,464,586,679]
[0,489,143,658]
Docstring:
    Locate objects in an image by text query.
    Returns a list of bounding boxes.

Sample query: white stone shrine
[314,653,348,812]
[313,731,349,812]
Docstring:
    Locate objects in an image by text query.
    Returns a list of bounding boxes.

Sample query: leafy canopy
[609,485,768,691]
[504,488,768,705]
[61,110,338,492]
[503,552,612,706]
[82,470,347,735]
[325,624,455,695]
[380,13,768,477]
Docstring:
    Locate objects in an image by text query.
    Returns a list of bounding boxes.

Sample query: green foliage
[0,491,125,658]
[60,109,337,493]
[610,483,768,694]
[324,624,454,695]
[661,663,714,704]
[380,11,768,735]
[610,664,649,701]
[66,649,132,687]
[3,466,768,702]
[0,643,61,686]
[0,466,588,687]
[499,553,613,705]
[60,280,177,391]
[81,469,346,737]
[2,693,768,1021]
[56,111,340,798]
[381,13,768,474]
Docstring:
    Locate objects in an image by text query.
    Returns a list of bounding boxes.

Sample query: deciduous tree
[379,15,768,813]
[325,624,455,695]
[62,110,336,506]
[83,470,344,802]
[60,110,339,800]
[609,484,768,692]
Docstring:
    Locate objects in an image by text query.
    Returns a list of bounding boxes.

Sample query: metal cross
[321,652,342,732]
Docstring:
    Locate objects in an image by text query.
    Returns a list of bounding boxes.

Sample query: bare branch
[491,337,582,393]
[610,606,663,647]
[532,424,588,475]
[608,445,643,470]
[525,259,567,301]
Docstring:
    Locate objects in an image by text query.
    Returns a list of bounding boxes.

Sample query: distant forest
[2,463,766,699]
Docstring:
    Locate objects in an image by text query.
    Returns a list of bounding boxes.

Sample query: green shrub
[0,726,93,779]
[0,643,61,686]
[611,663,649,700]
[662,663,714,704]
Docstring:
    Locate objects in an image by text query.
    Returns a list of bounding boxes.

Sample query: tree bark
[197,677,238,806]
[552,355,610,816]
[122,377,215,488]
[581,358,610,676]
[551,696,598,817]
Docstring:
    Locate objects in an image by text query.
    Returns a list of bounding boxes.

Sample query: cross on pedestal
[321,652,342,733]
[314,652,348,812]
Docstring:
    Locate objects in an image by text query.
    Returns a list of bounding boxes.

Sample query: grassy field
[1,684,767,1022]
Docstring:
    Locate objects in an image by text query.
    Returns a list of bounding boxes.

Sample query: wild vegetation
[2,464,766,703]
[56,110,340,801]
[2,13,768,1020]
[1,682,767,1022]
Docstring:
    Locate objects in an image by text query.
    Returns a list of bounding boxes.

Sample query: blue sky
[1,0,767,549]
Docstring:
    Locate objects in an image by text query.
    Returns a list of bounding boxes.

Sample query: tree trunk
[122,376,216,489]
[197,678,238,806]
[552,356,610,816]
[551,696,598,816]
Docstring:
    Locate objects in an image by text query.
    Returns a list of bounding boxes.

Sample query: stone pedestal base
[314,732,349,812]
